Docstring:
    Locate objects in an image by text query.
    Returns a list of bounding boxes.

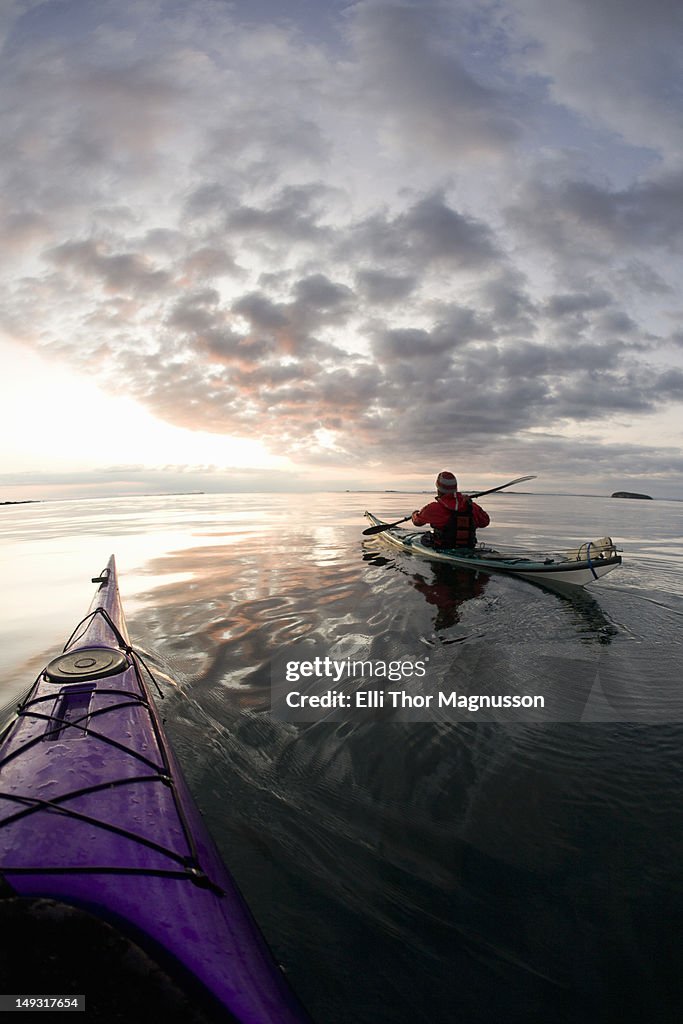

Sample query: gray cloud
[346,0,522,157]
[544,291,613,318]
[355,270,417,304]
[399,195,501,266]
[508,172,683,265]
[293,274,354,312]
[508,0,683,159]
[47,240,171,293]
[476,272,538,335]
[373,328,436,360]
[226,185,337,246]
[341,193,503,277]
[232,293,291,332]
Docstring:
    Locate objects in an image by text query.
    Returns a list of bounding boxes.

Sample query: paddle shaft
[468,474,537,499]
[362,475,537,535]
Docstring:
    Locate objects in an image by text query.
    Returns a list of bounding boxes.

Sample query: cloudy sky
[2,0,683,499]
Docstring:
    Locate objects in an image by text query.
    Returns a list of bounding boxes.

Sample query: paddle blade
[362,514,412,535]
[469,474,537,498]
[362,522,394,535]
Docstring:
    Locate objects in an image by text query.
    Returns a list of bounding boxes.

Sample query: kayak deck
[363,513,622,587]
[0,557,311,1023]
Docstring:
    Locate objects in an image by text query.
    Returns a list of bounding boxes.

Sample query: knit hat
[436,471,458,495]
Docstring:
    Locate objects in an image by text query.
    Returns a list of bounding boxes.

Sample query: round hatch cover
[45,647,129,683]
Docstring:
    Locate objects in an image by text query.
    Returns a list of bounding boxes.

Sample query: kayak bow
[0,557,312,1023]
[364,513,622,588]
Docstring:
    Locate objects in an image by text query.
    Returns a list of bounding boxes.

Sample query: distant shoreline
[3,490,681,504]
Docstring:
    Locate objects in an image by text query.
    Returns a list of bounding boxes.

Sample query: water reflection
[363,548,489,630]
[130,537,379,715]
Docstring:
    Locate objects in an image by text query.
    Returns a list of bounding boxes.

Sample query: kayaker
[412,471,490,549]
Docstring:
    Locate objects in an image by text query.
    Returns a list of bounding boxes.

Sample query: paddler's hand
[411,510,420,524]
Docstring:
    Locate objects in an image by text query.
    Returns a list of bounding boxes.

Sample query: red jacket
[412,494,490,530]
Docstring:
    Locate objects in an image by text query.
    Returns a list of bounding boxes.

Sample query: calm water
[2,491,683,1022]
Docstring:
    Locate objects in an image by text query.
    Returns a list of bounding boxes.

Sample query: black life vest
[433,498,476,549]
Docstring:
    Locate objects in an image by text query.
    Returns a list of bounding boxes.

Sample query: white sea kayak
[363,513,622,588]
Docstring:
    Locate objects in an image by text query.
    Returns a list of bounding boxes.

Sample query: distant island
[611,491,653,500]
[0,500,40,506]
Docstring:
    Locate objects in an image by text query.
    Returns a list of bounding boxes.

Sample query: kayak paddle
[361,475,537,536]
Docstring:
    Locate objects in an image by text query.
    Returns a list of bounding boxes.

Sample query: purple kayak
[0,557,312,1023]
